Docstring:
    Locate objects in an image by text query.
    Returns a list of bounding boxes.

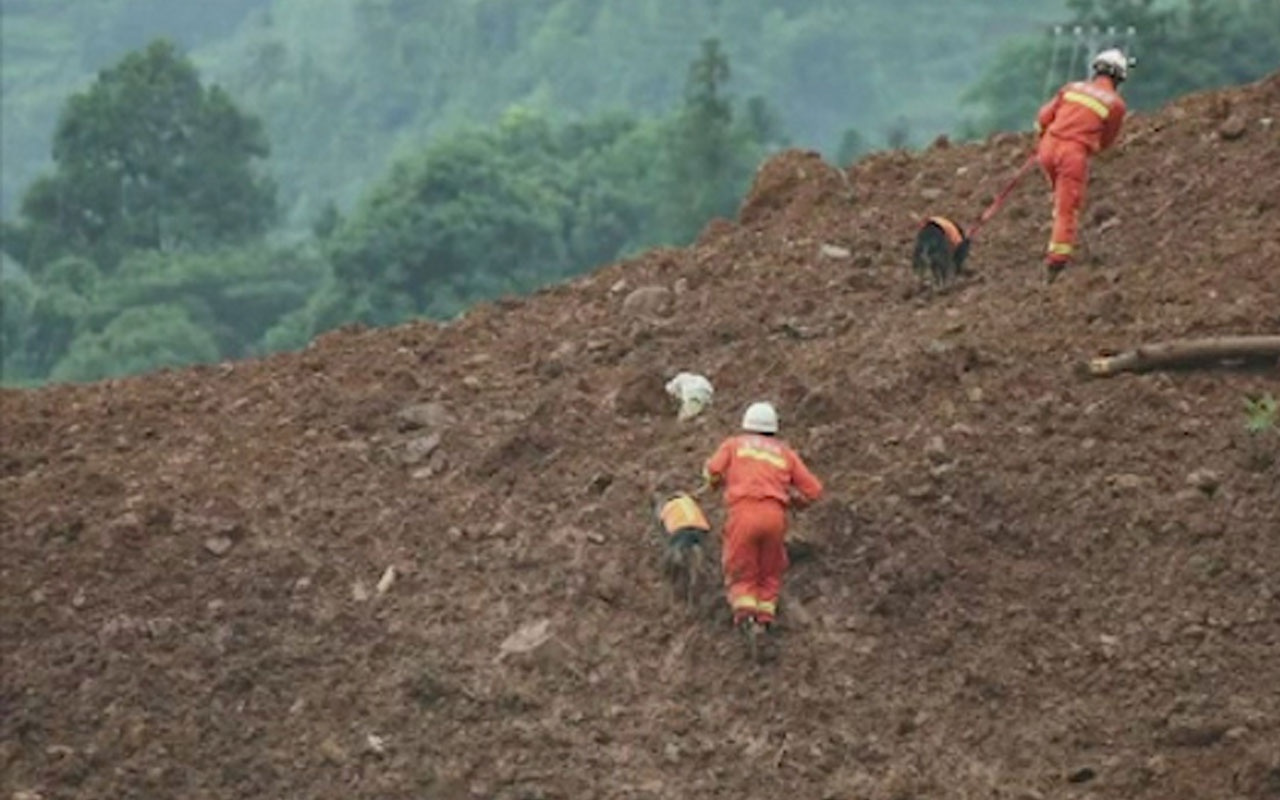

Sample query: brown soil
[3,74,1279,800]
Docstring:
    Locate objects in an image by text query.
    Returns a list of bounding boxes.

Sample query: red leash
[966,151,1039,242]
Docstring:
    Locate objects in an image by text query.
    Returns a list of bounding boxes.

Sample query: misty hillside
[1,0,1069,221]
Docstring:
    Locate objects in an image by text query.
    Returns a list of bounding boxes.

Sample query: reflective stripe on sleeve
[1063,90,1110,119]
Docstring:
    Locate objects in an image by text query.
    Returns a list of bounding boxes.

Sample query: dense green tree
[317,108,620,328]
[50,304,221,383]
[14,285,95,380]
[656,38,778,242]
[90,246,326,358]
[0,256,104,379]
[1,243,323,384]
[3,40,276,275]
[0,276,39,383]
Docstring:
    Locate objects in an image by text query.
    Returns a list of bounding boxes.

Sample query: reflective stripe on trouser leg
[755,600,777,623]
[730,593,758,625]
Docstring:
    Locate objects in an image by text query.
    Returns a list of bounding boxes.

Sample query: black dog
[912,216,971,287]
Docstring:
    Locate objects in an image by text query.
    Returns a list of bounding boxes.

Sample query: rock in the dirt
[1144,754,1169,777]
[402,433,442,465]
[376,566,397,595]
[919,187,943,200]
[586,472,613,495]
[203,536,234,556]
[1067,766,1096,783]
[410,450,448,480]
[12,791,45,800]
[497,619,553,657]
[1224,725,1249,742]
[621,285,674,318]
[495,619,581,677]
[906,483,936,500]
[1174,488,1207,505]
[924,436,948,464]
[396,402,452,433]
[1165,718,1230,747]
[1218,115,1248,140]
[820,243,852,259]
[1186,468,1221,495]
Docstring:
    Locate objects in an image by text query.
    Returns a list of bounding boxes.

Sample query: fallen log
[1086,335,1280,378]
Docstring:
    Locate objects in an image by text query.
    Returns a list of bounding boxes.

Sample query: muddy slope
[3,74,1279,800]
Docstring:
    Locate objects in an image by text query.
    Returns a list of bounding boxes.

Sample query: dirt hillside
[3,74,1279,800]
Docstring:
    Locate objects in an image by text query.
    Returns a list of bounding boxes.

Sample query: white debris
[664,372,714,420]
[621,285,674,318]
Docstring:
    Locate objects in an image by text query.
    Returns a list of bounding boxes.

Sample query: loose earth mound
[3,74,1279,799]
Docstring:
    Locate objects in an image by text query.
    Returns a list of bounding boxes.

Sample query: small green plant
[1244,393,1278,435]
[1242,393,1277,472]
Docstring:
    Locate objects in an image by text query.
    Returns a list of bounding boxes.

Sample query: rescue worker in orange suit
[703,401,823,633]
[1035,48,1130,282]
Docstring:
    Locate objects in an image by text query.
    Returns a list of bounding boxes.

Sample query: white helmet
[1092,48,1131,82]
[742,401,779,434]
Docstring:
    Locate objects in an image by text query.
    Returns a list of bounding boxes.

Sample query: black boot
[1045,259,1069,284]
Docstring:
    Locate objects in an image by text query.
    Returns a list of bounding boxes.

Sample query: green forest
[2,0,1277,385]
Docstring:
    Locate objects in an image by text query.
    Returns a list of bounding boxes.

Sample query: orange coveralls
[704,434,823,625]
[1035,75,1126,265]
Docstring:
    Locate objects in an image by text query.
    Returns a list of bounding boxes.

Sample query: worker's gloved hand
[696,470,719,496]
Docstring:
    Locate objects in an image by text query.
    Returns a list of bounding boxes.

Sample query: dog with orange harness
[912,215,972,287]
[913,151,1039,288]
[651,491,712,608]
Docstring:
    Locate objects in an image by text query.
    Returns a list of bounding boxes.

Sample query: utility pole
[1043,24,1138,93]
